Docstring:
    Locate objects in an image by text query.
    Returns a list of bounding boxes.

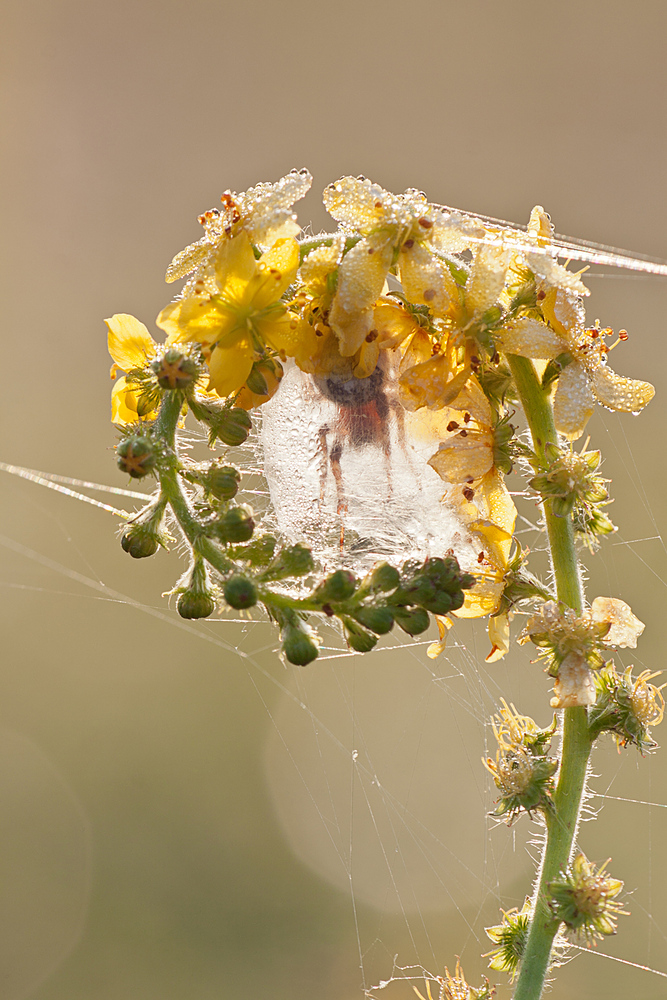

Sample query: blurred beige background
[1,1,666,998]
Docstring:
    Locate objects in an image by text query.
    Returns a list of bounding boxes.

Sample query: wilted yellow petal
[299,242,342,293]
[550,652,596,708]
[591,596,645,648]
[591,365,655,414]
[427,615,454,658]
[165,240,210,283]
[106,314,156,371]
[486,613,510,662]
[541,287,585,338]
[553,362,595,440]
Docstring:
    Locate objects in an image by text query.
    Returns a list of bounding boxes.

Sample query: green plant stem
[506,354,593,1000]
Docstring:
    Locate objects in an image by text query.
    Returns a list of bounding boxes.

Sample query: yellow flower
[157,233,300,397]
[426,376,496,483]
[322,176,464,355]
[165,169,312,296]
[426,469,517,663]
[496,286,654,440]
[293,241,421,380]
[106,313,159,424]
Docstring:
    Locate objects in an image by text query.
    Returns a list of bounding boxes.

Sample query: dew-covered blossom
[107,169,655,660]
[165,168,312,296]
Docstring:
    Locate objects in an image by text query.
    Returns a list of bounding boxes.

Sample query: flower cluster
[589,663,665,751]
[106,170,655,664]
[484,900,532,981]
[528,441,615,551]
[520,598,645,708]
[104,169,661,1000]
[548,854,627,945]
[413,960,495,1000]
[483,700,558,821]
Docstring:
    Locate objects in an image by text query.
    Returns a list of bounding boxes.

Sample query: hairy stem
[506,355,593,1000]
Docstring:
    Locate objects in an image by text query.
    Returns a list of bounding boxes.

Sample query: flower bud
[422,591,453,615]
[209,407,252,447]
[151,348,200,390]
[367,562,400,593]
[223,575,258,610]
[342,617,378,653]
[392,606,430,636]
[204,464,241,501]
[116,436,157,478]
[216,505,255,544]
[260,543,315,581]
[353,605,394,635]
[177,590,216,619]
[281,622,320,666]
[312,569,357,603]
[228,534,277,566]
[120,525,159,559]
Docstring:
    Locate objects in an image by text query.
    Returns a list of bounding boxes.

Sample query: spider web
[1,278,667,1000]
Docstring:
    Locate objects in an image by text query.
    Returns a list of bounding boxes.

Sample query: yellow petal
[206,335,254,397]
[454,576,505,619]
[553,362,595,440]
[353,337,381,378]
[466,246,509,316]
[591,365,655,414]
[428,436,494,483]
[213,232,258,294]
[323,176,392,232]
[449,375,493,426]
[475,469,517,540]
[106,314,156,371]
[331,238,392,316]
[254,237,300,307]
[495,317,566,361]
[399,356,470,411]
[156,298,234,347]
[111,376,157,425]
[398,243,456,317]
[399,328,433,372]
[371,301,420,349]
[263,314,313,356]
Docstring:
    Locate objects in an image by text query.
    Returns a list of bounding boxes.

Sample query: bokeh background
[1,1,666,998]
